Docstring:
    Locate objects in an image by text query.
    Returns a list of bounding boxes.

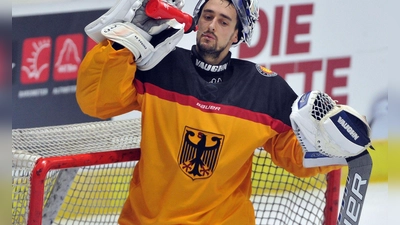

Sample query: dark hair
[195,0,243,43]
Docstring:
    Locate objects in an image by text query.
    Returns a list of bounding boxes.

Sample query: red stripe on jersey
[135,79,291,134]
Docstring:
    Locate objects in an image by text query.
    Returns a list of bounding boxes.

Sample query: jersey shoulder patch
[255,65,278,77]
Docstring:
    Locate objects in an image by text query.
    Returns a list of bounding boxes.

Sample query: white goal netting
[12,118,337,225]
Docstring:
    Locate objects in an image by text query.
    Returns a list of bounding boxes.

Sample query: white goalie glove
[84,0,185,70]
[290,90,373,167]
[85,0,185,43]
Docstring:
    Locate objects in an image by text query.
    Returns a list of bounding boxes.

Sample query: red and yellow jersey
[76,40,339,225]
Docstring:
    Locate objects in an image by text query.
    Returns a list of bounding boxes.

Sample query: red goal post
[12,118,341,225]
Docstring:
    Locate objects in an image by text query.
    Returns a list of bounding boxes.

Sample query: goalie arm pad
[290,91,373,167]
[101,20,184,71]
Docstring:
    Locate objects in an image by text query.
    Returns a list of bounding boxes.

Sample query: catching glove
[84,0,185,70]
[290,91,373,167]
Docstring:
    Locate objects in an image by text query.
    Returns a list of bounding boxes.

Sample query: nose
[208,18,216,31]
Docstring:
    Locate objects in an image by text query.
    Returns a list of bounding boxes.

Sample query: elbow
[75,89,110,120]
[76,94,106,120]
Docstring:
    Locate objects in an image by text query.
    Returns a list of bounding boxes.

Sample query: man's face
[196,0,239,61]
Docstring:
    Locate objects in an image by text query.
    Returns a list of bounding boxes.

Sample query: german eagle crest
[178,127,224,180]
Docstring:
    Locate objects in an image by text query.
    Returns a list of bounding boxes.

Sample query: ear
[231,29,239,44]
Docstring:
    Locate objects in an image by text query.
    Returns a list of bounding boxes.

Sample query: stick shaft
[337,150,373,225]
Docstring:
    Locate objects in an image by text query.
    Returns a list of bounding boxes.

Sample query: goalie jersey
[76,40,338,225]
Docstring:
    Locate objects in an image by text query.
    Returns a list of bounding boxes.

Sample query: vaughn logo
[195,59,227,72]
[178,127,224,180]
[337,115,359,141]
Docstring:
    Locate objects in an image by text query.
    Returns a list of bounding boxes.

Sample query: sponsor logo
[196,102,221,111]
[337,116,359,141]
[209,78,223,83]
[53,34,83,81]
[52,85,76,95]
[178,127,224,180]
[134,34,148,50]
[195,59,228,72]
[20,37,52,84]
[339,173,367,224]
[305,151,328,159]
[298,91,311,109]
[18,88,49,98]
[16,33,95,98]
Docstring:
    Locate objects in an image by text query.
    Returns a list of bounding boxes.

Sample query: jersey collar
[191,46,231,74]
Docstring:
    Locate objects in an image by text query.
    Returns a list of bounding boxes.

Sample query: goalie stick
[337,150,373,225]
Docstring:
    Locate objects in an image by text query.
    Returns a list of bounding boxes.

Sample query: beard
[196,33,231,60]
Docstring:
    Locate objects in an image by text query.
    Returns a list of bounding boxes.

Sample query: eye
[203,14,213,21]
[220,20,229,26]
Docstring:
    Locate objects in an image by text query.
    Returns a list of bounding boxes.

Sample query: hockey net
[12,118,341,225]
